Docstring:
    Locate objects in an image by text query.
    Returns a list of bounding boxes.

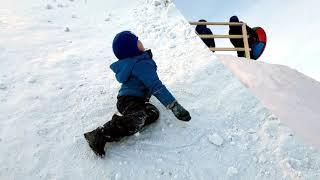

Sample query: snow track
[0,0,319,179]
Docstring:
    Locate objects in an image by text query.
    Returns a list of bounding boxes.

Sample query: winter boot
[84,112,146,157]
[84,127,109,157]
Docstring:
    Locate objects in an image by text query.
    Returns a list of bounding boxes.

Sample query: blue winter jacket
[110,50,176,107]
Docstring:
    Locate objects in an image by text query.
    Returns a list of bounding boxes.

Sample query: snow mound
[1,0,320,179]
[218,55,320,149]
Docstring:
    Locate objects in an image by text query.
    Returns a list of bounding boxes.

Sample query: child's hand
[169,102,191,121]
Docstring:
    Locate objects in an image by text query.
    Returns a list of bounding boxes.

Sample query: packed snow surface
[0,0,320,179]
[218,55,320,149]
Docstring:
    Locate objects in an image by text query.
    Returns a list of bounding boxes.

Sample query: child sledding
[193,16,267,60]
[229,16,267,60]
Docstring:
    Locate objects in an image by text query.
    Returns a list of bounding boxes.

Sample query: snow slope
[218,55,320,149]
[0,0,320,179]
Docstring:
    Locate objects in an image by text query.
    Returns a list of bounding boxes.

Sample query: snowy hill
[0,0,320,179]
[218,55,320,149]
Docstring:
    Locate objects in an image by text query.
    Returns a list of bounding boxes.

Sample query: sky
[174,0,320,81]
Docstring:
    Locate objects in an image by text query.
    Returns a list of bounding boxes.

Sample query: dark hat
[112,31,141,59]
[198,19,207,22]
[230,16,239,22]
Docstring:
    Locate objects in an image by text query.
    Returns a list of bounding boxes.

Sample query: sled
[251,27,267,60]
[190,22,267,60]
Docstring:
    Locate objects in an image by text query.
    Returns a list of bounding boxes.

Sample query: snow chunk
[268,114,278,121]
[227,167,238,176]
[164,0,172,7]
[208,133,224,146]
[248,128,256,134]
[64,27,70,32]
[154,0,161,6]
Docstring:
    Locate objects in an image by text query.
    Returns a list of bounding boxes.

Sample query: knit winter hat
[230,16,239,22]
[112,31,141,60]
[199,19,207,22]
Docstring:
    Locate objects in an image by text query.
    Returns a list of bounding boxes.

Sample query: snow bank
[218,55,320,149]
[1,0,320,179]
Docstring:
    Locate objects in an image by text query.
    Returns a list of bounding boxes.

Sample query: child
[195,19,216,52]
[229,16,258,58]
[84,31,191,157]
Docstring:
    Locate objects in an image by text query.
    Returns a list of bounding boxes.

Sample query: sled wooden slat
[241,24,251,59]
[198,35,244,39]
[209,48,251,52]
[190,22,244,26]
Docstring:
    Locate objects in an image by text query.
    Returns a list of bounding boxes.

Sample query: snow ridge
[218,55,320,149]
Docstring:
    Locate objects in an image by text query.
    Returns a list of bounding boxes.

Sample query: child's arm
[133,60,175,107]
[133,61,191,121]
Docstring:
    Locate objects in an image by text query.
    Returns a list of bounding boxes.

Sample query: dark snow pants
[102,96,160,141]
[229,25,257,58]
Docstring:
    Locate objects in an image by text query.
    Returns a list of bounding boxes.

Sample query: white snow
[134,132,141,137]
[227,167,238,176]
[259,154,268,164]
[1,0,320,179]
[208,133,224,146]
[218,55,320,149]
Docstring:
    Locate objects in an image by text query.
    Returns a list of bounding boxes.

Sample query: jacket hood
[110,50,153,83]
